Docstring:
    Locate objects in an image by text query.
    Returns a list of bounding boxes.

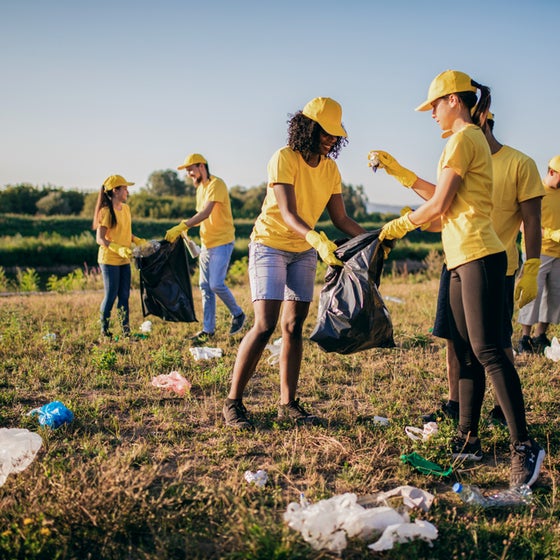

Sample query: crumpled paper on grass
[0,428,43,487]
[151,371,191,396]
[284,489,437,554]
[189,347,223,361]
[544,336,560,361]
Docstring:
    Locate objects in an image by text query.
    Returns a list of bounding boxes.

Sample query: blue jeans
[199,242,242,334]
[100,264,131,334]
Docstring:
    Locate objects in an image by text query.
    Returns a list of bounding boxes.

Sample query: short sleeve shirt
[97,205,132,265]
[439,125,504,269]
[251,146,342,252]
[196,175,235,248]
[541,185,560,258]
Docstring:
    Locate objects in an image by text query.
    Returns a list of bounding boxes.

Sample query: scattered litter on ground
[42,333,57,341]
[265,338,282,365]
[151,371,191,396]
[244,470,268,487]
[189,347,223,361]
[383,295,405,304]
[401,452,452,477]
[140,320,152,333]
[0,428,43,487]
[28,401,73,428]
[405,421,438,441]
[373,416,390,426]
[545,336,560,361]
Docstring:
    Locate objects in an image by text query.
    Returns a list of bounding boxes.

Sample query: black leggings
[449,251,528,443]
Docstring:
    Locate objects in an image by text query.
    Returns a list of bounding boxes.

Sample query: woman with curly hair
[223,97,366,429]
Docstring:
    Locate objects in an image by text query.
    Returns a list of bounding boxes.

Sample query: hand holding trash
[108,242,132,259]
[305,230,343,266]
[165,221,188,243]
[514,258,540,308]
[368,150,418,188]
[378,212,420,242]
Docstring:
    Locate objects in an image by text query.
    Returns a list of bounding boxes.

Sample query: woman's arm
[326,194,367,236]
[273,183,314,237]
[96,225,110,248]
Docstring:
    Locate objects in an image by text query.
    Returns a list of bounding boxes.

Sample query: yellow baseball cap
[103,174,134,192]
[177,153,207,170]
[302,97,347,138]
[549,156,560,173]
[415,70,477,112]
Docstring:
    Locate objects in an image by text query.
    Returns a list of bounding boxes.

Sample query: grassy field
[0,270,559,559]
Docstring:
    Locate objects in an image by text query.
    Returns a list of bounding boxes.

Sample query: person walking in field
[517,155,560,354]
[222,97,366,429]
[422,111,544,426]
[371,69,545,488]
[94,174,145,339]
[165,153,245,345]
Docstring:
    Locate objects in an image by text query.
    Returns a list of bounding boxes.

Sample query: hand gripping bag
[310,231,394,354]
[136,239,197,323]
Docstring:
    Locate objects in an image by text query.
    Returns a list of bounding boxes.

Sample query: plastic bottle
[181,235,200,258]
[453,482,532,507]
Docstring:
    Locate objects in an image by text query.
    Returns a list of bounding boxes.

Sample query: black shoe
[517,335,535,354]
[229,312,246,336]
[532,334,551,355]
[190,331,214,346]
[510,438,545,487]
[278,398,319,424]
[451,436,483,461]
[488,405,507,427]
[421,401,459,423]
[222,399,253,429]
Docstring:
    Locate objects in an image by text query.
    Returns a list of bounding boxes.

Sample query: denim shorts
[248,242,317,302]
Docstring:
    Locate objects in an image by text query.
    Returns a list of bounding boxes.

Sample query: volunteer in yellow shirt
[518,155,560,352]
[94,174,145,338]
[370,69,544,488]
[222,97,366,429]
[165,154,245,344]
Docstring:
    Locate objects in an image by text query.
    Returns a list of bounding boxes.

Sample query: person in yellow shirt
[371,69,544,488]
[222,97,366,429]
[423,112,543,425]
[165,154,245,344]
[94,174,145,339]
[518,155,560,352]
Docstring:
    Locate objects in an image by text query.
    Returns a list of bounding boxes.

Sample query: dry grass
[0,275,559,559]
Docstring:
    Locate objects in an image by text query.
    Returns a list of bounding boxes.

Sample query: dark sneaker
[278,398,318,424]
[510,439,545,487]
[190,331,214,346]
[451,436,483,461]
[532,334,551,355]
[488,405,507,427]
[222,399,253,429]
[229,312,246,336]
[421,401,459,423]
[517,335,535,354]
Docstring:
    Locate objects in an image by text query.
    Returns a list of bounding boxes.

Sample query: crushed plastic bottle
[132,240,161,258]
[181,233,201,258]
[453,482,532,507]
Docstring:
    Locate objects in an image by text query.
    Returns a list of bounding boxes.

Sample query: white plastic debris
[405,421,438,441]
[0,428,43,487]
[284,492,431,554]
[151,371,191,396]
[368,519,438,551]
[373,416,390,426]
[358,485,434,512]
[368,151,381,172]
[42,333,57,341]
[265,337,282,365]
[383,295,404,304]
[244,469,268,487]
[189,347,223,361]
[140,320,152,333]
[544,336,560,361]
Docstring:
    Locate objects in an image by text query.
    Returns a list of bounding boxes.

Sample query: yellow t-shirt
[251,146,342,252]
[491,146,544,275]
[439,124,504,269]
[541,184,560,258]
[97,205,132,265]
[196,175,235,248]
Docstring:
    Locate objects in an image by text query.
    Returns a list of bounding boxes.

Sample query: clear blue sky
[1,0,559,207]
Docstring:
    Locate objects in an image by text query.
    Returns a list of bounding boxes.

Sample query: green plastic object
[401,452,453,477]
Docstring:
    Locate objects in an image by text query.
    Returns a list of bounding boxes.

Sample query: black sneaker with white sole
[222,399,253,429]
[229,312,246,336]
[510,438,545,487]
[277,399,319,424]
[451,436,483,461]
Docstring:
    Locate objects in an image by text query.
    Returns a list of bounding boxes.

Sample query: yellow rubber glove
[132,236,148,246]
[543,227,560,243]
[367,150,418,188]
[108,242,132,259]
[165,221,188,243]
[305,230,343,266]
[378,213,419,242]
[514,258,541,308]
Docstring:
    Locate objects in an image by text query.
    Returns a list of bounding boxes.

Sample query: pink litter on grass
[151,371,191,396]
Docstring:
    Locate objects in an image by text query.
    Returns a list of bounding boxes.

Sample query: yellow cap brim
[415,100,433,112]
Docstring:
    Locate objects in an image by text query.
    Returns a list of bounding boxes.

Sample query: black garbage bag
[310,230,394,354]
[135,239,197,323]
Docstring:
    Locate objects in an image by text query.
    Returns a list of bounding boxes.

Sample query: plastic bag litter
[136,239,197,323]
[405,421,438,441]
[140,320,152,333]
[265,337,282,365]
[401,452,453,477]
[28,401,73,428]
[0,428,43,487]
[545,336,560,361]
[357,485,434,512]
[189,347,223,361]
[368,519,438,551]
[244,469,268,487]
[151,371,191,396]
[310,231,395,354]
[284,492,407,554]
[373,416,390,426]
